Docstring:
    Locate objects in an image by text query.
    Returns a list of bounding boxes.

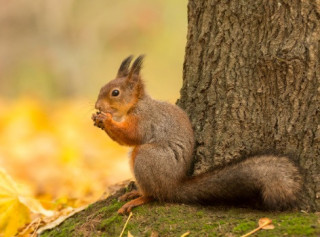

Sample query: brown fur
[92,56,303,214]
[130,146,140,173]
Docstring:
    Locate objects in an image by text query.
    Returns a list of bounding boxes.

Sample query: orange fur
[117,196,152,214]
[130,146,140,172]
[103,114,141,146]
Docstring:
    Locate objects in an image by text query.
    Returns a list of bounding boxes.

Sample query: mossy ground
[40,189,320,237]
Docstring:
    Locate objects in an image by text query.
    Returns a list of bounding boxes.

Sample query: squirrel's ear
[117,55,134,77]
[127,55,145,82]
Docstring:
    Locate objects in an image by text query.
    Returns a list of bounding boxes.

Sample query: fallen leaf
[0,168,53,237]
[128,231,134,237]
[241,217,273,237]
[17,217,42,236]
[36,206,86,235]
[259,217,274,230]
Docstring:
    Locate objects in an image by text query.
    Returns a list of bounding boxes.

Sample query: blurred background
[0,0,187,215]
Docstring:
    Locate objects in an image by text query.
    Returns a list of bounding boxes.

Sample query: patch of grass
[276,213,319,236]
[41,217,77,237]
[98,199,123,215]
[99,215,122,230]
[40,192,320,237]
[232,221,257,234]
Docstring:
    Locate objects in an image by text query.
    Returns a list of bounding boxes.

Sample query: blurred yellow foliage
[0,97,133,235]
[0,0,187,235]
[0,169,53,237]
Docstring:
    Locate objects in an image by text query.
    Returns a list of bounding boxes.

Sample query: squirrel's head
[95,55,145,120]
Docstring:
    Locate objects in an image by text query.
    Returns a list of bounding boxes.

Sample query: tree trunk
[177,0,320,211]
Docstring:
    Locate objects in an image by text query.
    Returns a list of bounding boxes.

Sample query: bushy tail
[173,155,302,210]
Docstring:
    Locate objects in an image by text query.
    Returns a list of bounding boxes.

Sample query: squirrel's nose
[95,102,101,111]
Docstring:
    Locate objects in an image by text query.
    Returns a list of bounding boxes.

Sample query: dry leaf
[128,231,134,237]
[241,217,273,237]
[36,206,86,235]
[17,217,43,236]
[0,169,53,237]
[259,217,274,230]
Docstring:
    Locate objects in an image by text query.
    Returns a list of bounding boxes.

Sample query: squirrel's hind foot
[118,190,141,202]
[118,196,153,215]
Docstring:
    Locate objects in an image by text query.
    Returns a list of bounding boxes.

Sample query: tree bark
[177,0,320,211]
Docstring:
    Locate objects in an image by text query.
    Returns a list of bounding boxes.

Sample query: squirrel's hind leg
[118,190,141,201]
[118,196,153,215]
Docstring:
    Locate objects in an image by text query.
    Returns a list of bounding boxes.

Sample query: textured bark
[177,0,320,210]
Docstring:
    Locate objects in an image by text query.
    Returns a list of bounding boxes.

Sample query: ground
[40,185,320,237]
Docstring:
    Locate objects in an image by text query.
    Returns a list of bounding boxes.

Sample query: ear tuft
[117,55,134,77]
[129,55,145,78]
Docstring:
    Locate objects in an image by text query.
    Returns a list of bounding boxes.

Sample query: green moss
[233,221,257,234]
[40,194,320,237]
[195,210,205,217]
[41,218,77,237]
[276,214,319,235]
[86,203,94,211]
[99,215,122,230]
[98,199,123,215]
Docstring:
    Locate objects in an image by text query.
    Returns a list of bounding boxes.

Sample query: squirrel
[92,55,302,215]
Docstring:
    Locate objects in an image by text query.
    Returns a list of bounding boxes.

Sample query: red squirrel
[92,55,302,215]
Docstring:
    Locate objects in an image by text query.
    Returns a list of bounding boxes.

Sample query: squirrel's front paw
[92,112,111,130]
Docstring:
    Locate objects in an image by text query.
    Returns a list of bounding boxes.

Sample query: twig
[181,231,190,237]
[240,219,272,237]
[19,217,40,236]
[32,218,42,237]
[119,212,133,237]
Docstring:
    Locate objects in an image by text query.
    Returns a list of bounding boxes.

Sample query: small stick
[119,212,133,237]
[240,219,272,237]
[181,231,190,237]
[32,218,42,237]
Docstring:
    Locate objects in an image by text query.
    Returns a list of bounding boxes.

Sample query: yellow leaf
[241,217,274,237]
[0,199,30,237]
[19,196,54,217]
[258,217,274,230]
[0,168,53,236]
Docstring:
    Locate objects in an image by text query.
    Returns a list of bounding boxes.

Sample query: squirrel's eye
[111,89,120,97]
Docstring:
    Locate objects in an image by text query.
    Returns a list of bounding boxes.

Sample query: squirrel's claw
[92,112,111,130]
[117,204,133,215]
